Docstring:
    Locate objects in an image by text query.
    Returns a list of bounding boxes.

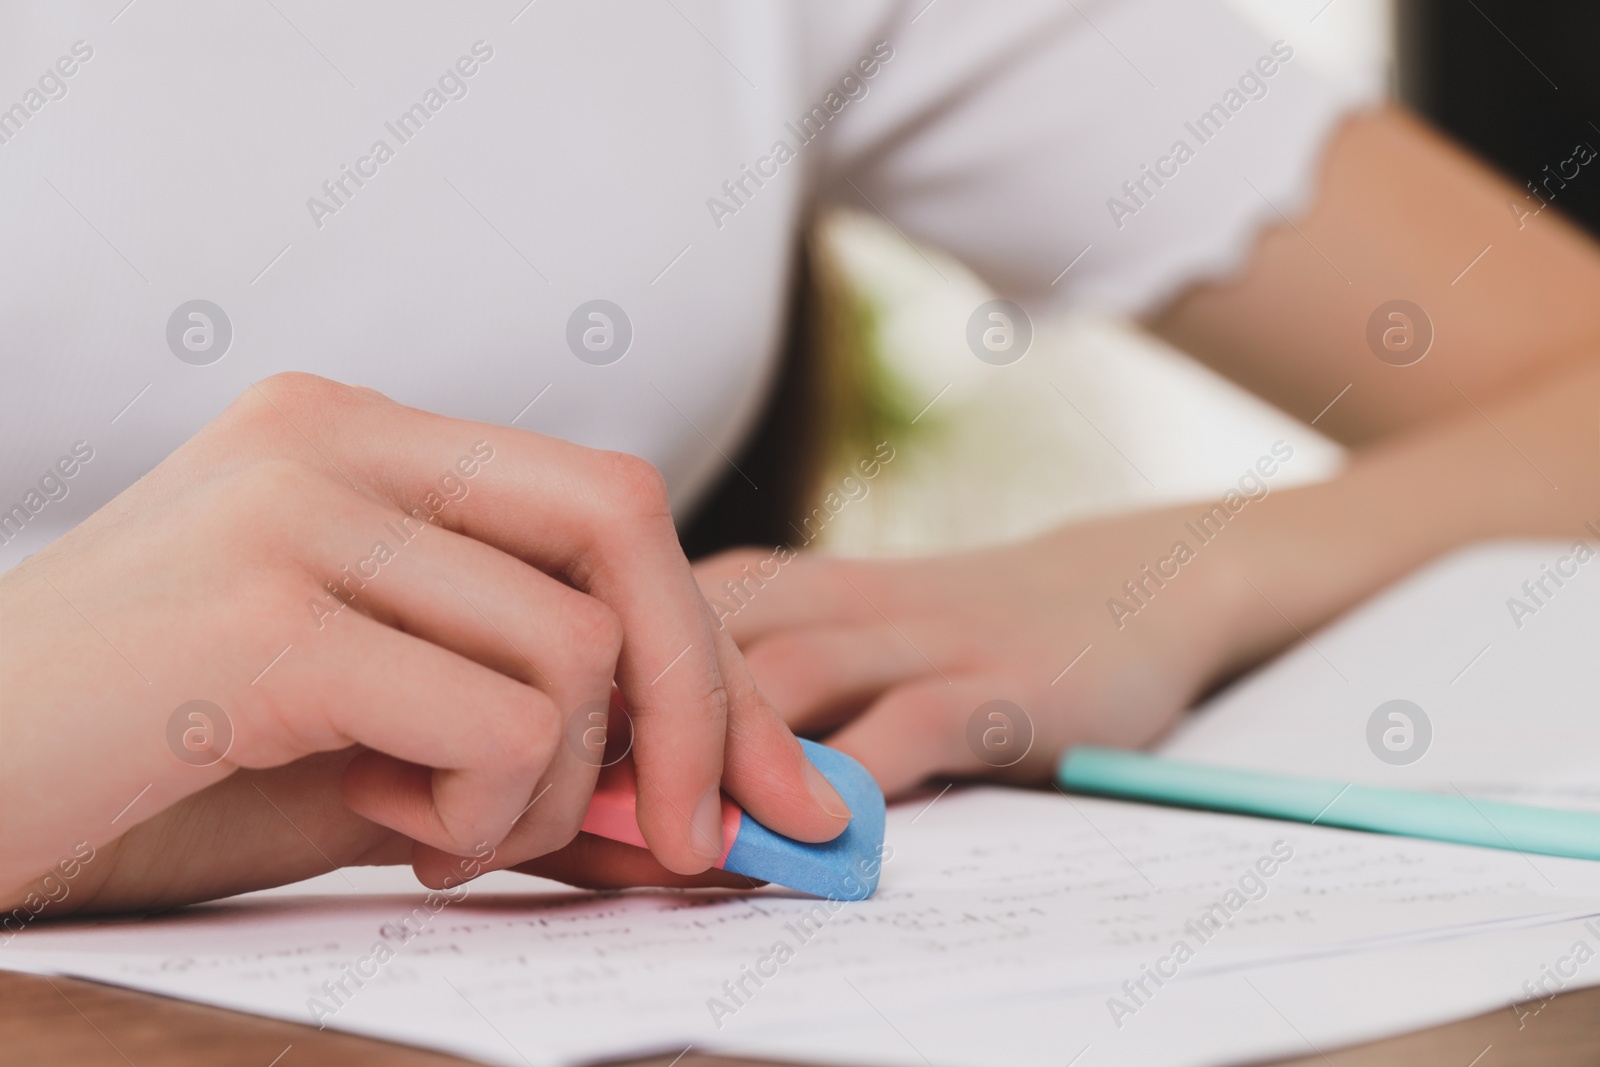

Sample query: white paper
[713,911,1600,1067]
[1163,540,1600,801]
[5,788,1599,1066]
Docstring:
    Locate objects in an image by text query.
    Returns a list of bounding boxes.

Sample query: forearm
[1209,353,1600,677]
[1152,105,1600,447]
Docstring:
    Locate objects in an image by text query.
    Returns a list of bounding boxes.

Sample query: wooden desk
[1,970,1595,1067]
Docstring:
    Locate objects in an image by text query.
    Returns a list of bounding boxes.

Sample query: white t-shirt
[0,0,1364,567]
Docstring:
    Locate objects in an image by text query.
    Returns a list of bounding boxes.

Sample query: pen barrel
[1058,747,1600,862]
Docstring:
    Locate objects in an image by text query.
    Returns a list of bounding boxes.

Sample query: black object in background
[1397,0,1600,237]
[678,238,823,560]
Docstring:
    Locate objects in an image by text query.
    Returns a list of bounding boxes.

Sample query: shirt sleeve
[804,0,1380,317]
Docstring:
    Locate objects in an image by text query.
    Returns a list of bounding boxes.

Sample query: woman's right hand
[0,373,850,916]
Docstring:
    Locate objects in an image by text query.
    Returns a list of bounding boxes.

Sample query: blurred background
[683,0,1600,560]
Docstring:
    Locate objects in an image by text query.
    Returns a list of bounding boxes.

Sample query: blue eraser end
[721,739,887,900]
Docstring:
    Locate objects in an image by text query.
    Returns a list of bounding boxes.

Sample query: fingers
[741,623,933,733]
[314,513,623,704]
[695,548,876,645]
[695,549,984,803]
[826,677,1046,797]
[410,693,625,887]
[621,597,730,876]
[242,373,804,875]
[262,609,561,855]
[405,740,595,887]
[301,494,624,871]
[331,444,828,871]
[709,619,854,844]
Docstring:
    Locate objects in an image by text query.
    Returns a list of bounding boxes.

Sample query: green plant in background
[806,228,934,496]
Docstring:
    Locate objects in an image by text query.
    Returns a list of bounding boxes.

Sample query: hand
[0,373,849,915]
[694,505,1256,796]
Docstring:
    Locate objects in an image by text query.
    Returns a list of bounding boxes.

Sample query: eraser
[579,738,886,900]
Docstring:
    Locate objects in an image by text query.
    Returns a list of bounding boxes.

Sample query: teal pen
[1057,746,1600,862]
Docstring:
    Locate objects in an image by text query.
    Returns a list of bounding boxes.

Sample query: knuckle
[344,383,392,402]
[255,370,344,409]
[253,372,391,422]
[596,451,672,521]
[437,807,493,856]
[560,595,624,674]
[699,679,732,725]
[209,457,338,530]
[216,372,378,443]
[468,694,544,777]
[503,691,562,771]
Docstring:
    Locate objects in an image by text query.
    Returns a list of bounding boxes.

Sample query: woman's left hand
[693,505,1254,796]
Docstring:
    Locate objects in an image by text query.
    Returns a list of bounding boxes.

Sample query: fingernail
[691,788,727,862]
[804,760,852,821]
